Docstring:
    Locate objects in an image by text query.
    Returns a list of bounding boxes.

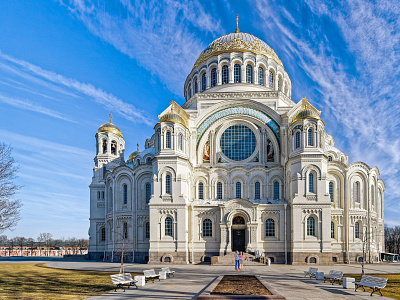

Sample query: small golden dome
[291,109,321,124]
[98,113,123,138]
[128,143,140,160]
[158,112,187,128]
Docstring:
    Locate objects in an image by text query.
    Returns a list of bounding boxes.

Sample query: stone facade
[88,31,385,264]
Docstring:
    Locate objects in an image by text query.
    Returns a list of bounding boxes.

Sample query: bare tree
[37,232,52,256]
[0,143,22,232]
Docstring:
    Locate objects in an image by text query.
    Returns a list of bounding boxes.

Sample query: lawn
[344,273,400,300]
[0,263,141,299]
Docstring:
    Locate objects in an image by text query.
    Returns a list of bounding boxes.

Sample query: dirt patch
[211,275,271,296]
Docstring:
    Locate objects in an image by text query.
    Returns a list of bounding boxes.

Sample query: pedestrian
[234,250,240,271]
[239,251,244,270]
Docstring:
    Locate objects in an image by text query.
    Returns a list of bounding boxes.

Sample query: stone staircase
[213,252,265,266]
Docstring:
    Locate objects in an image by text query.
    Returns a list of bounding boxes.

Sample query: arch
[111,140,117,155]
[202,218,213,237]
[232,215,245,224]
[234,63,241,83]
[246,64,253,83]
[161,254,173,263]
[307,256,319,264]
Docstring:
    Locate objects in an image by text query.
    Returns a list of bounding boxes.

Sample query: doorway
[232,229,245,252]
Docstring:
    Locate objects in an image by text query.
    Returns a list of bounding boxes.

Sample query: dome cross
[235,14,240,33]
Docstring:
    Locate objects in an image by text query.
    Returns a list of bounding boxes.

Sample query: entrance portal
[232,229,245,252]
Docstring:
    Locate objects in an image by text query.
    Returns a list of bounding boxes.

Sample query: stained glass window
[265,218,275,236]
[258,67,264,85]
[165,217,173,237]
[198,182,204,200]
[255,182,260,200]
[274,181,279,200]
[235,182,242,198]
[217,182,223,199]
[307,217,315,236]
[220,125,256,161]
[222,65,229,84]
[234,64,241,83]
[329,182,334,202]
[202,219,212,237]
[211,68,217,87]
[202,73,207,91]
[145,183,151,204]
[246,64,253,83]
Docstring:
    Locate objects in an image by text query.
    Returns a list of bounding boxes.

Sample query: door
[232,229,245,252]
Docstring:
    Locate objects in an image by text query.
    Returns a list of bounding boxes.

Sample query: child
[239,251,244,270]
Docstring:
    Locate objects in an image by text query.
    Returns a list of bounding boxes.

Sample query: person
[234,250,240,271]
[239,251,244,270]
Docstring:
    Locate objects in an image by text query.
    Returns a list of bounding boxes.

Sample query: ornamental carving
[193,38,282,69]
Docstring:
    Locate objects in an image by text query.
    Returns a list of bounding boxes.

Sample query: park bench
[161,267,175,278]
[144,269,160,283]
[324,270,344,285]
[304,267,318,278]
[353,275,388,296]
[110,273,138,292]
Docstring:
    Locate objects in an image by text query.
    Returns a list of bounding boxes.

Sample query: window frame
[246,64,253,83]
[308,129,314,146]
[265,218,275,237]
[295,131,301,149]
[198,182,204,200]
[201,73,207,91]
[217,182,223,200]
[202,218,213,237]
[309,173,314,193]
[307,216,316,236]
[273,181,279,200]
[255,181,261,200]
[235,181,242,199]
[145,183,151,204]
[123,184,128,205]
[258,67,264,85]
[234,64,241,83]
[210,68,217,87]
[166,131,171,149]
[165,217,173,237]
[329,181,334,202]
[165,174,172,194]
[222,65,229,84]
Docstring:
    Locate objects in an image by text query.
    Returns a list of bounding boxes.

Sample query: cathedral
[88,22,385,265]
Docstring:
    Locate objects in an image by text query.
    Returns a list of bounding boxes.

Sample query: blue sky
[0,0,399,239]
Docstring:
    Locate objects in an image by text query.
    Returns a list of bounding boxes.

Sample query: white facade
[88,31,385,264]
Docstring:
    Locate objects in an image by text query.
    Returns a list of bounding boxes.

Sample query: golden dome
[98,114,123,138]
[128,143,140,160]
[291,109,321,124]
[158,112,187,128]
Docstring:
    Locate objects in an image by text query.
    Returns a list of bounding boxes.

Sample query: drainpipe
[284,203,287,264]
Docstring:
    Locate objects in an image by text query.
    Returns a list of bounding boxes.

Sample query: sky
[0,0,399,240]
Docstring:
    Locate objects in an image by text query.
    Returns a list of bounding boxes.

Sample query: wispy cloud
[0,51,154,125]
[58,0,225,95]
[252,0,400,223]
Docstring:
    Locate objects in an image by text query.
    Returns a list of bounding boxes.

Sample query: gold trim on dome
[158,100,189,128]
[193,37,282,69]
[97,126,123,138]
[290,98,322,125]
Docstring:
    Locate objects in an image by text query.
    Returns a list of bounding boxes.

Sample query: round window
[220,124,256,161]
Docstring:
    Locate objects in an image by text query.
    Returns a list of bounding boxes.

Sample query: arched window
[188,83,192,99]
[145,222,150,239]
[123,184,128,205]
[329,182,334,202]
[101,191,104,199]
[308,129,314,146]
[178,134,183,150]
[278,75,282,91]
[246,64,253,83]
[355,221,360,239]
[111,141,117,155]
[222,65,229,84]
[328,156,333,161]
[202,219,212,237]
[309,173,314,193]
[101,227,106,241]
[198,182,204,200]
[265,218,275,237]
[273,181,279,200]
[331,221,335,238]
[194,78,198,93]
[145,183,151,204]
[102,139,107,154]
[97,191,100,199]
[295,131,301,149]
[234,64,241,83]
[269,70,274,88]
[235,182,242,198]
[201,73,207,91]
[166,131,171,148]
[258,67,264,85]
[233,216,245,224]
[217,182,223,200]
[123,222,128,239]
[354,182,359,203]
[166,175,171,194]
[146,157,152,164]
[255,182,261,200]
[211,68,217,87]
[307,217,315,236]
[165,217,173,237]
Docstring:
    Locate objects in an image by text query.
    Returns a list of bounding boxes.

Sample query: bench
[304,267,318,278]
[110,273,138,292]
[161,267,175,278]
[144,269,160,283]
[324,270,344,285]
[353,275,388,296]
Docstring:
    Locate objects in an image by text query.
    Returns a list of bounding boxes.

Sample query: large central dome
[193,32,282,69]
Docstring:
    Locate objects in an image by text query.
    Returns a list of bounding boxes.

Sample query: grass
[0,263,141,299]
[343,273,400,300]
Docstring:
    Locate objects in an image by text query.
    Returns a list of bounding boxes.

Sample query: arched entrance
[231,215,246,252]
